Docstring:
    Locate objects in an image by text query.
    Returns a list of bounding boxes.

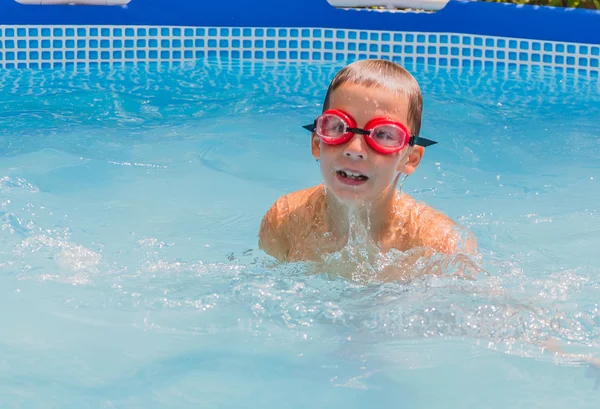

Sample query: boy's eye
[323,119,346,135]
[372,127,398,142]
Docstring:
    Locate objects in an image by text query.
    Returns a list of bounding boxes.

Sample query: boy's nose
[343,134,368,160]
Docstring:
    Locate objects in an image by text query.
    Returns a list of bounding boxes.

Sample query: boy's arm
[412,205,478,256]
[258,196,290,261]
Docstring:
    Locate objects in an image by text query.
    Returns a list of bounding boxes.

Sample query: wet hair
[322,59,423,136]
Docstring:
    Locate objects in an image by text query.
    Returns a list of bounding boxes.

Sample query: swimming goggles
[303,109,437,155]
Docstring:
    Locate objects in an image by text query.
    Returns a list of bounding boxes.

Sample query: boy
[259,59,477,271]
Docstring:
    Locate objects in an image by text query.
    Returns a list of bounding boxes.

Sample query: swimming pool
[0,55,598,407]
[1,0,600,406]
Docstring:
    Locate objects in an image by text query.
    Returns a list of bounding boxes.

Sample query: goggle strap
[410,135,438,148]
[302,123,370,136]
[346,127,370,136]
[302,122,316,132]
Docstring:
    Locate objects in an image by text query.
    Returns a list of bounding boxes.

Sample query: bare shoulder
[401,194,477,255]
[285,185,323,212]
[258,193,291,261]
[258,186,323,260]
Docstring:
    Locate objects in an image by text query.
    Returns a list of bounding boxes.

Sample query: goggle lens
[369,124,408,149]
[316,114,348,140]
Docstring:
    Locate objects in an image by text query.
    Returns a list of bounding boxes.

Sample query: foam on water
[0,59,599,407]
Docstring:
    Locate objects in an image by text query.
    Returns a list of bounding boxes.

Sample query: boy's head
[310,59,429,205]
[322,59,423,137]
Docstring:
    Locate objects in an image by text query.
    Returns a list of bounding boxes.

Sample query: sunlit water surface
[0,59,599,408]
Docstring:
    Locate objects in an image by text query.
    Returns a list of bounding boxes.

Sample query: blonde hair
[322,59,423,136]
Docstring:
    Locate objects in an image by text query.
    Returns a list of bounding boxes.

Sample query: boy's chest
[284,220,425,282]
[285,213,413,262]
[286,225,343,262]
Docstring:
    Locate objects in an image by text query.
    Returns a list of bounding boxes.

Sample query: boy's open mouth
[336,169,369,182]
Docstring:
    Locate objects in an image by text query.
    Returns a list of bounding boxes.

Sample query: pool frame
[0,0,599,72]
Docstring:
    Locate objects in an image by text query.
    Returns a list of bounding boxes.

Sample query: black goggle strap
[302,122,316,132]
[409,135,438,148]
[302,122,438,148]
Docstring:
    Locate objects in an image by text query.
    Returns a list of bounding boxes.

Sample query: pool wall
[0,0,599,72]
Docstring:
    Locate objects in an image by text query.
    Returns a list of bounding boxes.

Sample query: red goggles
[303,109,437,155]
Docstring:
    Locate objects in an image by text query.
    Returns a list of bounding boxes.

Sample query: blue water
[0,59,599,408]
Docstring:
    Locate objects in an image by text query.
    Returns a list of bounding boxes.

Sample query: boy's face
[312,82,424,205]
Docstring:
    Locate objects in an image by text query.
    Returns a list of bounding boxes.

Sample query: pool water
[0,58,599,408]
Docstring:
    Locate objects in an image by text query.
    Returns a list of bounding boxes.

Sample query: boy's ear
[399,145,424,175]
[311,133,320,160]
